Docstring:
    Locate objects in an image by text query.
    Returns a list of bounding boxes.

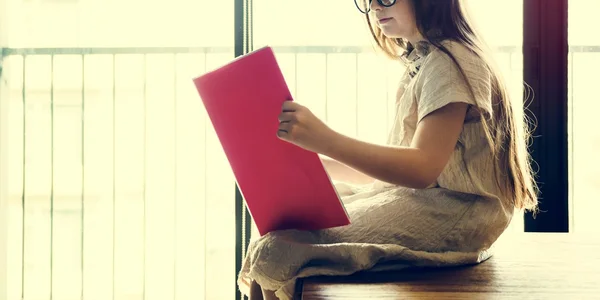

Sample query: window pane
[5,0,232,48]
[253,1,399,146]
[253,0,525,232]
[4,0,236,299]
[569,1,600,233]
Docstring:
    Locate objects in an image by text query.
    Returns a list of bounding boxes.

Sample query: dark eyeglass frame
[354,0,397,14]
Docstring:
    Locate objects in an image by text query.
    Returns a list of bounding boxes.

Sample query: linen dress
[237,40,515,300]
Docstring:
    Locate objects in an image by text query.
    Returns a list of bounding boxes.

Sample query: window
[569,0,600,233]
[1,0,591,299]
[253,0,400,146]
[3,0,237,299]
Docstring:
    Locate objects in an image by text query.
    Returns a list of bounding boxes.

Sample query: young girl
[239,0,538,299]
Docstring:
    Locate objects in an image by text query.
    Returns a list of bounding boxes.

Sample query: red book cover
[193,46,350,236]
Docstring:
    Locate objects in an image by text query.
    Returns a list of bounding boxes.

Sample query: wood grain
[299,233,600,299]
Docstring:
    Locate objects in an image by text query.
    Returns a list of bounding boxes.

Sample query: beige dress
[237,40,515,300]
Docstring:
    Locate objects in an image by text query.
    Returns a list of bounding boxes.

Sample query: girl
[240,0,539,299]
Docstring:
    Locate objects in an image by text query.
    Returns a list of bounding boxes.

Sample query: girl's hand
[277,100,335,154]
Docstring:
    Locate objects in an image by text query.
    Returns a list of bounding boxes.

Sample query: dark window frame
[234,1,253,300]
[523,0,570,232]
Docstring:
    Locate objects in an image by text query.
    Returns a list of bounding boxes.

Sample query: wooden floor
[299,233,600,299]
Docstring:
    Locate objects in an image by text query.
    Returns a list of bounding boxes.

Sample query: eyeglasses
[354,0,397,14]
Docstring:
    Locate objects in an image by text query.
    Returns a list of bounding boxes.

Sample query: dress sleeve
[413,41,493,124]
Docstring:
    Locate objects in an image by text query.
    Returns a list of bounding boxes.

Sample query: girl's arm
[277,100,468,189]
[321,102,469,189]
[319,155,375,185]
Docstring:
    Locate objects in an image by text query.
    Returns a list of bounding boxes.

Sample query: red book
[193,46,350,236]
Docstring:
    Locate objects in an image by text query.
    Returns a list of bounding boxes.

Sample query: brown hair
[363,0,539,213]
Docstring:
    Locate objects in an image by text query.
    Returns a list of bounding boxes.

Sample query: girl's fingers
[282,100,299,112]
[279,118,292,130]
[278,101,301,139]
[278,112,295,122]
[277,121,291,138]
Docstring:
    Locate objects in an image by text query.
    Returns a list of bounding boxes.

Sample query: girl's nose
[370,0,382,11]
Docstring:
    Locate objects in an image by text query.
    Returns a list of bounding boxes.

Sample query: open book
[193,46,350,236]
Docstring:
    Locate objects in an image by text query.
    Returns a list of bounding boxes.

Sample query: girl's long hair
[364,0,538,212]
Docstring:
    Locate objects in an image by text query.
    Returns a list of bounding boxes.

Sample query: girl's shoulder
[412,39,495,117]
[423,40,488,72]
[415,39,492,90]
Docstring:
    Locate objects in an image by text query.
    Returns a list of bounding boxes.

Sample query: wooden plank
[300,233,600,299]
